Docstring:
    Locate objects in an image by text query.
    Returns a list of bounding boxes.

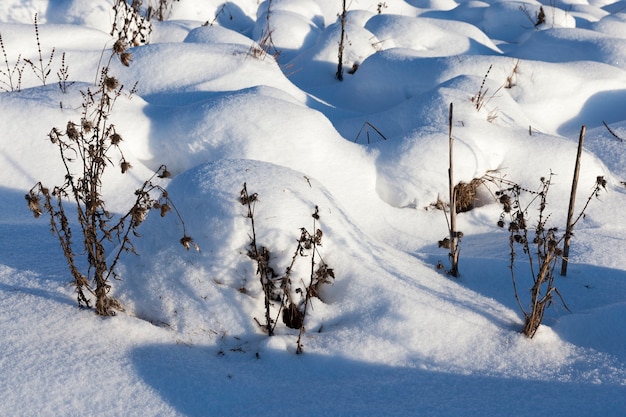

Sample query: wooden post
[448,103,459,277]
[561,125,586,276]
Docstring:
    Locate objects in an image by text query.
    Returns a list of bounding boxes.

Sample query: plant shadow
[419,233,626,362]
[131,342,626,417]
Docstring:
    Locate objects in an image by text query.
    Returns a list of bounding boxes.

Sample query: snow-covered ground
[1,0,625,415]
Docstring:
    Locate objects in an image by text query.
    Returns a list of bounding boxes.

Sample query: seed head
[120,52,133,67]
[110,133,123,145]
[49,128,61,144]
[104,76,119,91]
[121,160,132,174]
[82,119,93,133]
[25,193,42,218]
[66,122,80,141]
[314,229,323,245]
[131,206,148,225]
[180,235,200,251]
[113,39,126,54]
[158,167,171,179]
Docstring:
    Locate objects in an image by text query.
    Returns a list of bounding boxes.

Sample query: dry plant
[495,172,605,338]
[146,0,180,21]
[536,6,547,27]
[248,30,279,60]
[520,4,546,28]
[347,63,359,74]
[432,171,502,213]
[0,14,72,94]
[504,59,521,89]
[470,65,502,113]
[472,60,523,122]
[239,185,334,353]
[433,180,480,266]
[23,14,54,87]
[56,52,74,94]
[288,207,334,354]
[26,42,196,315]
[602,120,624,142]
[0,32,25,92]
[111,0,153,46]
[454,178,486,213]
[248,0,280,60]
[436,168,516,274]
[438,107,505,275]
[205,4,233,26]
[240,183,278,335]
[354,121,387,144]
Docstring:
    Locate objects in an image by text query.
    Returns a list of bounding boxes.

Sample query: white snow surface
[1,0,625,416]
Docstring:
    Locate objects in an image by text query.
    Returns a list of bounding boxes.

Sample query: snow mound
[116,159,622,383]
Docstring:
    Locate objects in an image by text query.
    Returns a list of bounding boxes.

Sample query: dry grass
[454,178,486,213]
[248,0,280,60]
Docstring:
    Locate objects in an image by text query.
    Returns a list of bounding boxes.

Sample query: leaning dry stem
[561,125,585,276]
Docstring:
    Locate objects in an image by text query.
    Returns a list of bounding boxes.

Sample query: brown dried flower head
[66,122,80,141]
[180,235,200,251]
[104,76,119,91]
[239,191,258,206]
[121,160,132,174]
[113,39,126,54]
[82,119,93,133]
[49,127,61,144]
[180,235,192,249]
[158,168,171,179]
[131,206,148,225]
[120,52,133,67]
[110,133,123,145]
[25,193,42,218]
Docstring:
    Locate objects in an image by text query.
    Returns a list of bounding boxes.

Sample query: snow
[1,0,625,415]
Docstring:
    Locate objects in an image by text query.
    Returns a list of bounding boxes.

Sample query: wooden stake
[561,125,586,276]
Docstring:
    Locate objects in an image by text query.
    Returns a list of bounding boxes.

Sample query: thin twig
[602,120,623,142]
